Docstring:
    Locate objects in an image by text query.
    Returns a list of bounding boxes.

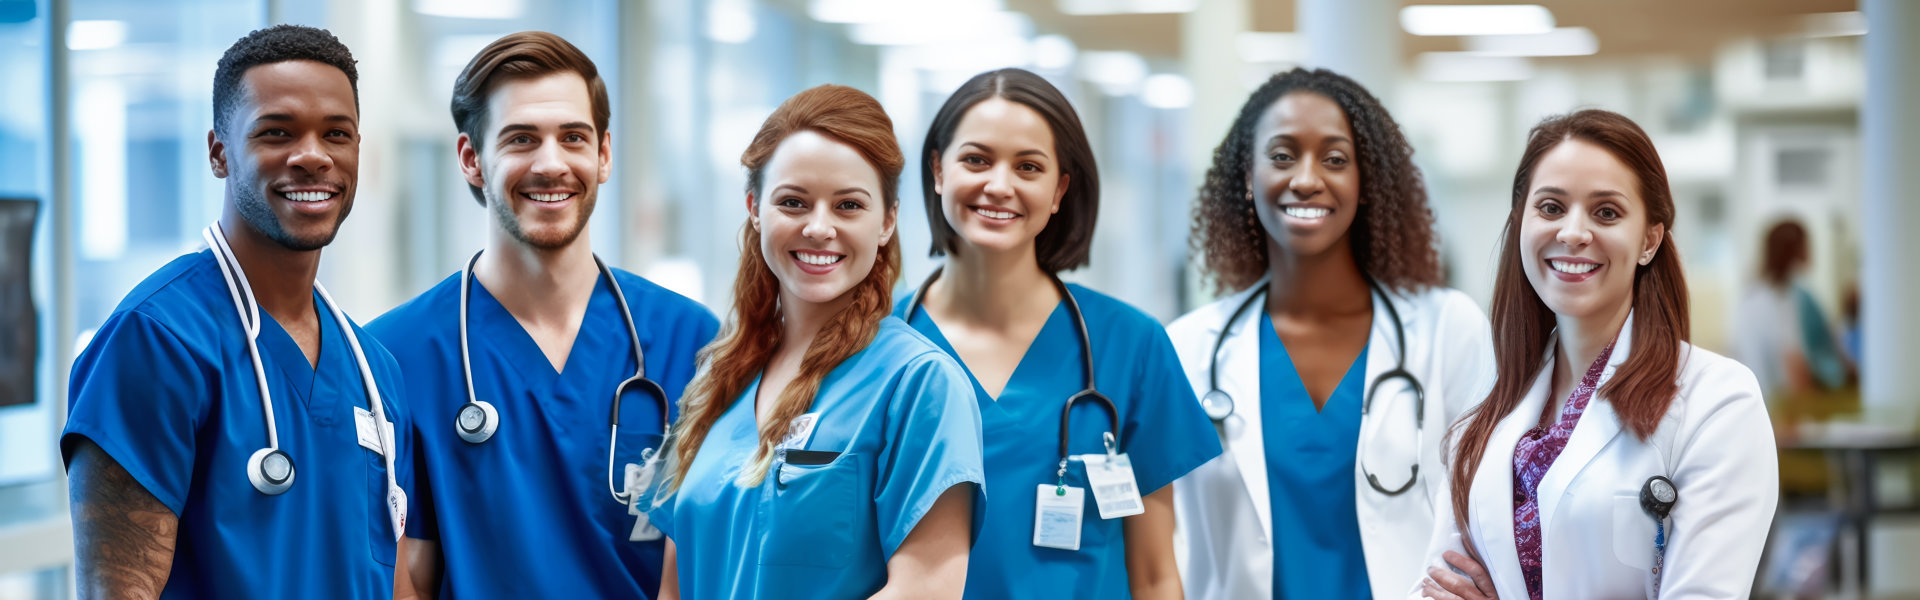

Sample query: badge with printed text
[776,412,819,451]
[1033,484,1085,551]
[1076,453,1145,520]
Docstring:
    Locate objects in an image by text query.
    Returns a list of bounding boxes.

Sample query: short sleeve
[61,311,212,515]
[873,354,987,559]
[1120,327,1223,495]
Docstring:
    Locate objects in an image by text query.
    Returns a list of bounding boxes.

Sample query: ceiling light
[810,0,1005,25]
[1032,35,1077,70]
[1417,52,1532,82]
[849,10,1030,45]
[1465,27,1597,56]
[413,0,524,19]
[67,20,127,50]
[1142,73,1193,109]
[1057,0,1199,15]
[1400,5,1554,36]
[1079,50,1147,95]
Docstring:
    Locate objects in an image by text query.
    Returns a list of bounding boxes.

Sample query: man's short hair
[449,31,611,206]
[212,25,359,137]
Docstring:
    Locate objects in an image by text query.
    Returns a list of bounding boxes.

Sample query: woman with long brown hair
[644,84,986,600]
[1415,110,1777,599]
[1169,67,1496,599]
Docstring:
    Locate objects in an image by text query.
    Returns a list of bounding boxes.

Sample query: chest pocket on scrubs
[1610,493,1655,570]
[1061,461,1120,550]
[760,451,863,568]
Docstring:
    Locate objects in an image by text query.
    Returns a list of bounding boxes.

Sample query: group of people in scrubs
[60,23,1780,600]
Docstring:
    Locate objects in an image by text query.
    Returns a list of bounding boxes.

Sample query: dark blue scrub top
[1260,312,1372,599]
[369,268,718,600]
[63,250,412,600]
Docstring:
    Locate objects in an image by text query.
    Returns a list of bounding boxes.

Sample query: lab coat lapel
[1202,278,1273,539]
[1536,315,1635,533]
[1473,344,1555,598]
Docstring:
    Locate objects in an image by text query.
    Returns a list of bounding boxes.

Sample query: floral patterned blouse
[1511,339,1616,600]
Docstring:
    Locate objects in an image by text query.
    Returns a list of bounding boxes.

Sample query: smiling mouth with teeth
[1283,206,1331,219]
[795,252,844,266]
[1549,260,1600,274]
[280,191,335,202]
[973,206,1019,220]
[525,192,574,203]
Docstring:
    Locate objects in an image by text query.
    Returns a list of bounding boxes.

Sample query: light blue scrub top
[897,283,1223,599]
[62,250,412,600]
[368,269,717,600]
[647,318,987,600]
[1260,312,1372,599]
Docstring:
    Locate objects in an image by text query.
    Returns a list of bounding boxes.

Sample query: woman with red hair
[1415,110,1777,599]
[646,85,985,600]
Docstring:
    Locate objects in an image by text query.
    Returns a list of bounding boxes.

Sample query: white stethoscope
[203,223,405,533]
[451,250,666,505]
[903,268,1123,462]
[1198,277,1425,496]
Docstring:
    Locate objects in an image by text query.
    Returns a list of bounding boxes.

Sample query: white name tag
[1076,453,1145,520]
[775,413,819,451]
[353,407,384,453]
[1033,484,1085,551]
[625,458,664,541]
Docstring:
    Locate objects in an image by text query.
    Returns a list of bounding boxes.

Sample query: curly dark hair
[1190,67,1441,294]
[212,25,359,137]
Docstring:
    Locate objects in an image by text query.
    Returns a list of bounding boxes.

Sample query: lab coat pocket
[1611,494,1655,570]
[760,452,860,568]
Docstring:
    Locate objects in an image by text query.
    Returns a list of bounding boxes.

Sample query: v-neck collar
[904,297,1069,405]
[1258,311,1370,414]
[256,290,326,407]
[467,273,615,387]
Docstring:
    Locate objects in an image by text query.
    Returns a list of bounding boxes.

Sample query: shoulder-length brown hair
[664,84,905,491]
[1189,67,1442,294]
[1448,109,1689,553]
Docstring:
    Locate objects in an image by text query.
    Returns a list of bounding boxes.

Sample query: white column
[1860,0,1920,413]
[1178,0,1246,309]
[1296,0,1400,100]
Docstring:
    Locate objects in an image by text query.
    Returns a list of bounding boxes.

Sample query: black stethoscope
[903,267,1122,463]
[202,223,403,518]
[1199,277,1425,496]
[452,250,667,505]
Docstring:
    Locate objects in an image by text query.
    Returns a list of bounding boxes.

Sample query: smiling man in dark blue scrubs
[63,25,413,599]
[371,31,716,599]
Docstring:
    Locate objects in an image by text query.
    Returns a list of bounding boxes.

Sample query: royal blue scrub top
[897,284,1222,599]
[368,268,717,600]
[62,250,413,600]
[647,318,987,600]
[1260,312,1372,599]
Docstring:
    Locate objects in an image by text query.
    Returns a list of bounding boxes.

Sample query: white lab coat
[1412,315,1779,599]
[1168,277,1497,599]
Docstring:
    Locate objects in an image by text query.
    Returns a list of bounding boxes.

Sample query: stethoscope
[202,222,400,504]
[903,267,1122,463]
[452,250,667,505]
[1198,277,1425,496]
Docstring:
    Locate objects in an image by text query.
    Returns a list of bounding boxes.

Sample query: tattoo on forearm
[68,441,178,599]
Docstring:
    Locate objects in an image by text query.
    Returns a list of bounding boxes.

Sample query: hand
[1419,550,1498,600]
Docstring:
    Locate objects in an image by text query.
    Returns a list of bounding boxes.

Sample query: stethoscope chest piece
[456,400,500,444]
[1640,475,1677,519]
[247,447,295,495]
[1199,390,1234,422]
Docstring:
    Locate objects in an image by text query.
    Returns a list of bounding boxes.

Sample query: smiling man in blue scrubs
[371,31,717,599]
[63,25,413,599]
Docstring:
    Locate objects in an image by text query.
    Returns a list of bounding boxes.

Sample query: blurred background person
[1732,219,1853,398]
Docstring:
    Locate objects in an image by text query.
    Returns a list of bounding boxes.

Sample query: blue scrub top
[368,268,717,600]
[647,318,987,600]
[62,250,412,600]
[1260,312,1372,599]
[897,283,1222,599]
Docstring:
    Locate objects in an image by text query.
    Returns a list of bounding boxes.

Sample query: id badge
[1077,453,1145,520]
[1033,484,1084,551]
[776,413,820,451]
[625,460,664,541]
[386,486,408,541]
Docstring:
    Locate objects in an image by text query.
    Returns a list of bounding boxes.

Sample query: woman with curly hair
[645,84,986,600]
[1166,67,1496,598]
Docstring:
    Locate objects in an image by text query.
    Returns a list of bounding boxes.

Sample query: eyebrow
[495,121,596,138]
[1265,133,1352,148]
[960,141,1050,159]
[771,184,871,198]
[1532,186,1628,199]
[253,114,356,125]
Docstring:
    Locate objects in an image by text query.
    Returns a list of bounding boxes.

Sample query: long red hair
[663,85,904,491]
[1447,109,1690,553]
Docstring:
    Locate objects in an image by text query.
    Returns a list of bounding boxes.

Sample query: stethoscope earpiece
[456,400,500,444]
[247,447,295,495]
